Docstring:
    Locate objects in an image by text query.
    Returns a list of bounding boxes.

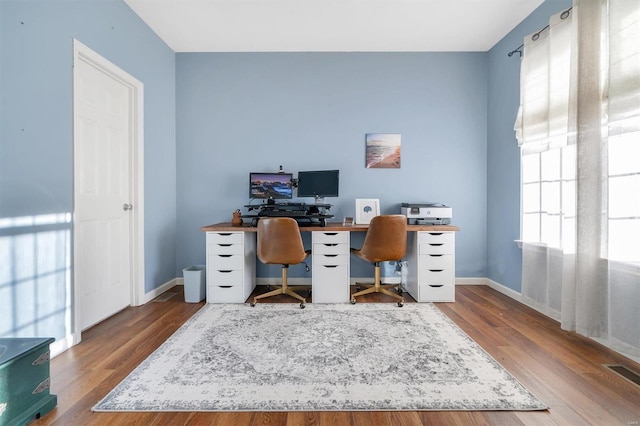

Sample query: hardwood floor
[34,285,640,425]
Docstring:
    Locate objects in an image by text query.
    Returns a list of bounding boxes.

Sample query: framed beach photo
[355,199,380,224]
[365,133,401,168]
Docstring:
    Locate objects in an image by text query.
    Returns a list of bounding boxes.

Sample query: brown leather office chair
[350,214,407,307]
[250,217,311,309]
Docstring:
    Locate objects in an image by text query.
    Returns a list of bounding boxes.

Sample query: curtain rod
[507,7,572,57]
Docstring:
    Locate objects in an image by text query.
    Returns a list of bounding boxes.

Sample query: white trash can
[183,265,206,303]
[381,261,401,284]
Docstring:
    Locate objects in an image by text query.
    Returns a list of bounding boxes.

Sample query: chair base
[351,282,404,303]
[250,285,307,309]
[350,262,404,306]
[252,285,307,304]
[250,264,308,308]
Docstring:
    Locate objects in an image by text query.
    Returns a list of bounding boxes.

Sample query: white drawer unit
[207,284,245,303]
[418,282,455,302]
[418,232,455,255]
[200,224,459,304]
[313,231,350,244]
[314,253,349,266]
[312,231,350,303]
[206,232,256,303]
[406,231,456,302]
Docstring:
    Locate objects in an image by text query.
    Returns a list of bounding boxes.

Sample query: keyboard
[259,210,307,217]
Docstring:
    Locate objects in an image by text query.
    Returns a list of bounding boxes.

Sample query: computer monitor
[249,172,293,200]
[296,170,339,200]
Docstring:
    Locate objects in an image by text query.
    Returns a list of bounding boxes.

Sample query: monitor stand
[314,196,325,205]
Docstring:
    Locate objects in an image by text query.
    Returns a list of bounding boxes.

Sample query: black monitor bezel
[296,169,340,198]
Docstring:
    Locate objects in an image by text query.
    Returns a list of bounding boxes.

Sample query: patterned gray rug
[93,303,547,412]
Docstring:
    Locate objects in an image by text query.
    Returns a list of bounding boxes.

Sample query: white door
[74,46,135,330]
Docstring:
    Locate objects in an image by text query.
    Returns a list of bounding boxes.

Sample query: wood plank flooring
[33,285,640,425]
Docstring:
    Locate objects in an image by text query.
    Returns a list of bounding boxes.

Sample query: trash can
[381,261,401,285]
[183,265,206,303]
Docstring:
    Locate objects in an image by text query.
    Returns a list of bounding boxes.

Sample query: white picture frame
[355,198,380,225]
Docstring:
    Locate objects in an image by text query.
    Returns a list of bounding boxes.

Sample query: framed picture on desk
[355,198,380,224]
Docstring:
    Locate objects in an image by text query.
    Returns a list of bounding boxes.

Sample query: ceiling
[123,0,543,53]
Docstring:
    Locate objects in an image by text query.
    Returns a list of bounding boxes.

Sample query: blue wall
[176,52,488,278]
[486,0,572,291]
[0,0,574,343]
[0,0,176,339]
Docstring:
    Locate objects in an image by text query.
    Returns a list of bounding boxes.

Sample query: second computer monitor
[249,172,293,200]
[297,170,339,200]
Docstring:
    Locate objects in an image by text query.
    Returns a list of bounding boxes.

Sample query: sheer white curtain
[516,0,640,361]
[516,8,575,320]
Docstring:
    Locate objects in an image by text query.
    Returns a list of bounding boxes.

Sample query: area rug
[93,303,547,412]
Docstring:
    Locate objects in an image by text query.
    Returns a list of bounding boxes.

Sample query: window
[516,8,574,250]
[516,0,640,367]
[605,0,640,263]
[517,2,640,264]
[607,131,640,262]
[521,145,575,250]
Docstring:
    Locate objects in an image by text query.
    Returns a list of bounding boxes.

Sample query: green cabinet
[0,338,57,426]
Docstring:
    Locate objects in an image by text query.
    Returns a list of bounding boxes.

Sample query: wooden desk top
[201,222,460,232]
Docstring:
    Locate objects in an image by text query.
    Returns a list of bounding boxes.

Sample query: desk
[201,222,460,304]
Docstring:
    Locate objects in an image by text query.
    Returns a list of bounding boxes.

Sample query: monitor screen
[297,170,339,198]
[249,172,293,199]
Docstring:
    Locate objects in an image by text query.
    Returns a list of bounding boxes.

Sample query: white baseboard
[484,278,523,301]
[256,277,312,286]
[51,333,79,358]
[169,275,512,294]
[455,277,487,285]
[53,278,179,357]
[193,276,502,288]
[256,277,405,286]
[349,277,402,285]
[143,278,180,304]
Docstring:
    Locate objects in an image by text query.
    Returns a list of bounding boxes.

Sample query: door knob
[123,203,133,211]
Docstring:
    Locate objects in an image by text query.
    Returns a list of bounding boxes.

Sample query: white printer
[401,202,452,225]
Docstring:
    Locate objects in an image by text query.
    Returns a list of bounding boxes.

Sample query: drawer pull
[217,270,233,273]
[32,350,50,365]
[429,269,444,272]
[217,254,232,258]
[323,243,338,247]
[428,243,444,247]
[429,254,444,257]
[323,265,338,268]
[323,254,338,258]
[32,377,50,394]
[218,233,232,236]
[218,285,233,289]
[324,232,338,236]
[428,284,444,288]
[429,232,443,235]
[218,243,232,247]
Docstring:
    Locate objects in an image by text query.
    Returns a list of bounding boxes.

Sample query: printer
[401,202,452,225]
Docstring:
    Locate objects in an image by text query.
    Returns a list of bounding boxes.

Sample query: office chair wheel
[307,289,312,296]
[350,298,356,305]
[250,301,256,307]
[397,301,404,307]
[299,302,305,309]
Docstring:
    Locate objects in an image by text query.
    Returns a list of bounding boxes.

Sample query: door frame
[72,39,145,345]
